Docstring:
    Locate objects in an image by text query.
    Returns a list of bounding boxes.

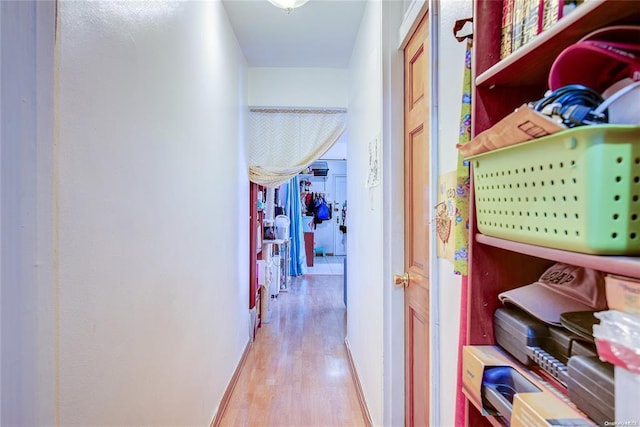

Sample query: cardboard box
[605,274,640,316]
[462,345,512,415]
[511,392,593,427]
[462,346,595,426]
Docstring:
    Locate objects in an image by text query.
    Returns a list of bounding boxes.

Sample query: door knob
[394,273,409,288]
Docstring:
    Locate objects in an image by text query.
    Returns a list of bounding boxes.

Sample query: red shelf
[461,1,640,425]
[475,0,640,88]
[471,0,640,134]
[475,234,640,279]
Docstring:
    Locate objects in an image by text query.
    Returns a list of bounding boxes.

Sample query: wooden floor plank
[217,274,367,427]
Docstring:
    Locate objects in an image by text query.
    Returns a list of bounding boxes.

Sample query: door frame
[333,174,347,256]
[388,0,441,425]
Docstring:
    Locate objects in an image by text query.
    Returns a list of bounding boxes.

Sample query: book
[511,0,526,51]
[523,0,544,44]
[500,0,515,59]
[541,0,563,32]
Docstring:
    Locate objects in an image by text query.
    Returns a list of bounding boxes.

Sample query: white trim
[344,338,374,426]
[428,1,441,426]
[398,0,429,50]
[210,342,252,427]
[1,1,57,424]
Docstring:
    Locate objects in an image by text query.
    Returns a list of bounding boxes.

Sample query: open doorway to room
[249,125,349,333]
[299,159,347,275]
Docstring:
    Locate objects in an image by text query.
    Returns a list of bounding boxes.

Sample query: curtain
[285,175,307,276]
[248,108,347,187]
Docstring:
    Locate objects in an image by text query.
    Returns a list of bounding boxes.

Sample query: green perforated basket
[470,125,640,255]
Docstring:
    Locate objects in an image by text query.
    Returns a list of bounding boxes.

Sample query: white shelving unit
[263,238,290,293]
[278,239,290,292]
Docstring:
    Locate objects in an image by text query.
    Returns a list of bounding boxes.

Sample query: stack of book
[500,0,584,59]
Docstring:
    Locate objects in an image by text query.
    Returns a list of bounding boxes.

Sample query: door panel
[404,12,431,427]
[408,306,429,426]
[408,126,427,274]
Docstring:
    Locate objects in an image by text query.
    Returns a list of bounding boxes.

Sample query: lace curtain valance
[248,108,347,187]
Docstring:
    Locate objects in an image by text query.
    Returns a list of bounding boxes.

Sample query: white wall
[322,132,348,160]
[248,66,349,159]
[346,2,385,425]
[248,67,348,108]
[54,1,248,425]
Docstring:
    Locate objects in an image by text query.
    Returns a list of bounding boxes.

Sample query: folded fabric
[457,104,566,157]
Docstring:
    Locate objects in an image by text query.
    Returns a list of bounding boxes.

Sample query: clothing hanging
[310,193,331,224]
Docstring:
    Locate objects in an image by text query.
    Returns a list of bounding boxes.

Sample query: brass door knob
[393,273,409,288]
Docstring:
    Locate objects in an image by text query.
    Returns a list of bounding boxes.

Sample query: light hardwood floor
[305,255,346,275]
[218,274,368,427]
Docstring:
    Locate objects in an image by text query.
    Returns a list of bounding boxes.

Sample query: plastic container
[275,215,290,240]
[470,125,640,254]
[494,307,551,366]
[481,366,541,421]
[593,310,640,374]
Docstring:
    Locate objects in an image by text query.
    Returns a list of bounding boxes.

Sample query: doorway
[302,159,347,260]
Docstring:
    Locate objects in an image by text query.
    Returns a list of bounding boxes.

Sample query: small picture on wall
[366,136,380,188]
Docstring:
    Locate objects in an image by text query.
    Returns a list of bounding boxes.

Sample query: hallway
[218,274,367,427]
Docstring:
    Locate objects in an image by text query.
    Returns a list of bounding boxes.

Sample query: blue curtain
[285,176,307,276]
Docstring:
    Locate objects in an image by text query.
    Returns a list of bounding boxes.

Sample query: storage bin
[275,215,290,240]
[470,125,640,254]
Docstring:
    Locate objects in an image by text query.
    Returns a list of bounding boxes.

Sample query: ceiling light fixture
[268,0,310,13]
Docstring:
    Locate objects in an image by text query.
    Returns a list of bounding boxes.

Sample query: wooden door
[403,13,431,427]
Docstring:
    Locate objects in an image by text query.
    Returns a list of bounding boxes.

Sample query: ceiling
[221,0,367,68]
